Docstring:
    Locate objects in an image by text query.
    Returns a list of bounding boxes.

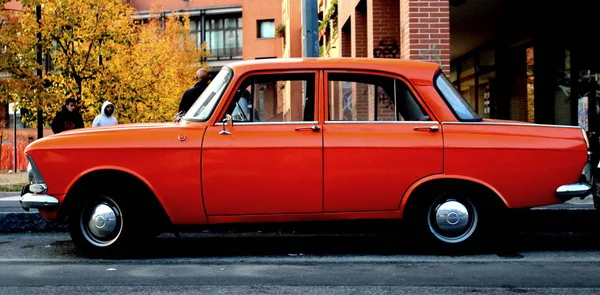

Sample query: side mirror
[219,114,233,135]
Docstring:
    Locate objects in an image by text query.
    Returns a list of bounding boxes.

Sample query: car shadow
[52,214,600,260]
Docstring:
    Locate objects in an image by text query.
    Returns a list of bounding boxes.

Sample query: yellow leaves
[2,0,209,127]
[105,12,208,124]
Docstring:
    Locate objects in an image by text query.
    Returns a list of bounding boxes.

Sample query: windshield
[434,71,482,122]
[183,67,233,122]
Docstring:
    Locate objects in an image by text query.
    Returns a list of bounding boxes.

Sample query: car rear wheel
[426,196,478,244]
[407,188,496,253]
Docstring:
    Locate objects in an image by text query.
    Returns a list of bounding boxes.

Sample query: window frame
[323,70,436,123]
[257,19,275,39]
[204,14,243,57]
[212,70,321,126]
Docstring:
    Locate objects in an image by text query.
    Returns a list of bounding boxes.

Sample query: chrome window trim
[324,121,440,125]
[441,122,581,129]
[212,121,318,126]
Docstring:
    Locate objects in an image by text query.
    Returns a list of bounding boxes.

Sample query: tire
[68,192,136,258]
[407,188,496,254]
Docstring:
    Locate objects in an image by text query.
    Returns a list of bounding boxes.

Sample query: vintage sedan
[21,58,594,256]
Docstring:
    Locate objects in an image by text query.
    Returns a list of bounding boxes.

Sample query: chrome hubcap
[428,198,478,243]
[80,198,123,247]
[88,204,118,239]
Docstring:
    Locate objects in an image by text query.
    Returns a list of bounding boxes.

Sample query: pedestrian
[178,68,209,114]
[92,101,118,127]
[50,98,84,134]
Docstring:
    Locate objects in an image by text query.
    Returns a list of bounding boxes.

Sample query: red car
[21,58,594,256]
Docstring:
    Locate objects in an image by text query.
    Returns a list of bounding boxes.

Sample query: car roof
[225,57,441,85]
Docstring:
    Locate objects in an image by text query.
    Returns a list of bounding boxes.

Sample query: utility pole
[36,4,43,139]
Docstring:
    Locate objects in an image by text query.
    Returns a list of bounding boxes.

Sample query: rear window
[433,71,481,122]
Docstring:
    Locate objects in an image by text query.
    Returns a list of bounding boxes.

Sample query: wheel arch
[399,175,508,217]
[58,167,171,226]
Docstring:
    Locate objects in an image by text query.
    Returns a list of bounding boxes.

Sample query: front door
[202,71,323,215]
[323,71,443,212]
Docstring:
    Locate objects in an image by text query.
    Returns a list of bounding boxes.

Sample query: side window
[223,73,315,123]
[327,73,430,122]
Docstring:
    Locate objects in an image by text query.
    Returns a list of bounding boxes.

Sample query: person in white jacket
[92,101,118,127]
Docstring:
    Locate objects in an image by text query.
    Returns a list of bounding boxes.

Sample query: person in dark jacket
[50,98,84,134]
[178,68,209,114]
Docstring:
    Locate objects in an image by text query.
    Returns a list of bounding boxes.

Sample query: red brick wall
[369,0,400,59]
[352,6,368,58]
[400,0,450,75]
[341,22,352,58]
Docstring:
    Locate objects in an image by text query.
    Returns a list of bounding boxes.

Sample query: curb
[0,211,67,233]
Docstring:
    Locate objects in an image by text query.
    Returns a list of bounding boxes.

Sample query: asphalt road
[0,229,599,294]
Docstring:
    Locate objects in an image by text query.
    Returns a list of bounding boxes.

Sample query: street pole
[36,4,43,139]
[13,106,16,172]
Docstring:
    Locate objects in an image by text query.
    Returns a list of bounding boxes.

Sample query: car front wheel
[68,194,133,257]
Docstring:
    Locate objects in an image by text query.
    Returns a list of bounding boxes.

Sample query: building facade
[320,0,599,130]
[129,0,293,72]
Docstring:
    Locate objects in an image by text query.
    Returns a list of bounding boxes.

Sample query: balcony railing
[206,47,242,60]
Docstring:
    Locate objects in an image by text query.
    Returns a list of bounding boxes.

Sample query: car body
[21,57,594,256]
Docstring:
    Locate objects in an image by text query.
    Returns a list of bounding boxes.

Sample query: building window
[257,19,275,38]
[205,16,242,59]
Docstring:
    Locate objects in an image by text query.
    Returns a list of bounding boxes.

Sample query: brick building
[319,0,599,129]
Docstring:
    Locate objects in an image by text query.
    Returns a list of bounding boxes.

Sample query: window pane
[225,73,315,123]
[210,31,223,50]
[225,30,236,49]
[258,20,274,38]
[328,73,429,122]
[435,72,481,121]
[238,17,243,28]
[225,18,236,29]
[213,19,222,30]
[184,68,233,121]
[237,28,242,48]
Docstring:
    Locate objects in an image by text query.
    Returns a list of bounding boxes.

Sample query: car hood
[26,121,205,153]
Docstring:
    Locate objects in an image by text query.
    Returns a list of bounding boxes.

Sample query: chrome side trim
[441,122,581,129]
[212,121,318,126]
[324,121,440,125]
[556,183,591,200]
[20,193,59,210]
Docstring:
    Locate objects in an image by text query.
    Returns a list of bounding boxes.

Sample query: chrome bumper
[20,193,59,211]
[556,183,591,201]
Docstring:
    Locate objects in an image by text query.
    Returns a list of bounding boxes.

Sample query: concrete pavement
[0,191,597,233]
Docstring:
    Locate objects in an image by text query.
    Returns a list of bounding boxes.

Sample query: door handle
[413,125,439,132]
[295,126,321,132]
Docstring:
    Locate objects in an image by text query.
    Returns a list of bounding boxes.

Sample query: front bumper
[20,193,59,211]
[20,184,58,211]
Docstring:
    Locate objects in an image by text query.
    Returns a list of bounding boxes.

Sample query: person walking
[50,98,84,134]
[92,101,118,127]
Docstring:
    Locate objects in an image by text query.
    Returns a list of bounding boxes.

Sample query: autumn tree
[1,0,209,128]
[102,12,209,123]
